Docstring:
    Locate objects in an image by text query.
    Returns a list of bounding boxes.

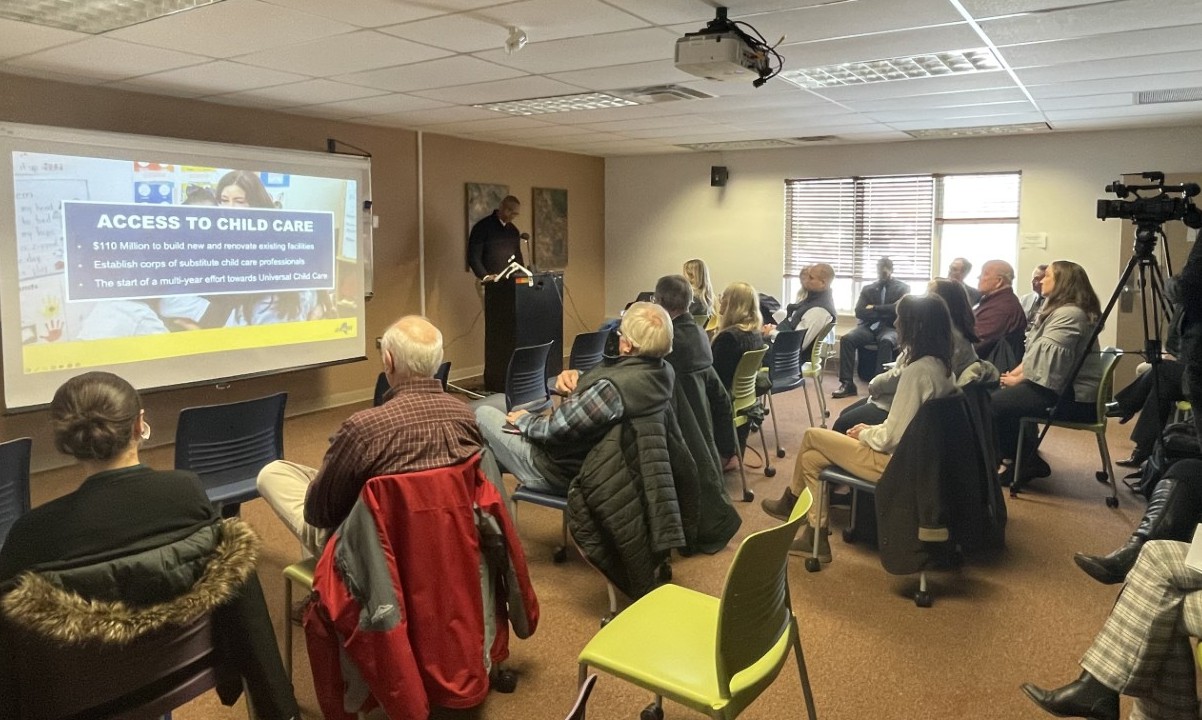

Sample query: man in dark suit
[832,256,910,398]
[467,195,523,280]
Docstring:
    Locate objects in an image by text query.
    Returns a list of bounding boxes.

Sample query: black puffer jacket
[0,518,298,719]
[567,409,690,599]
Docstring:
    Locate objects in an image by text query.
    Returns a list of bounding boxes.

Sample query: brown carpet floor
[25,378,1170,720]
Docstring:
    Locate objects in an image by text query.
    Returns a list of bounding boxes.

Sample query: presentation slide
[0,124,372,410]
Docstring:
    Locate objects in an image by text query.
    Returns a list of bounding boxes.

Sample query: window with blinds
[784,171,1020,311]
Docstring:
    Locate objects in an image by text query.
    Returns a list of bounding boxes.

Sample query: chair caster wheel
[804,557,821,573]
[823,411,830,418]
[600,614,614,628]
[915,591,932,608]
[1096,471,1109,483]
[742,489,755,502]
[490,668,518,693]
[640,703,664,720]
[1106,496,1119,508]
[553,547,568,563]
[764,467,777,478]
[776,448,786,458]
[842,528,856,544]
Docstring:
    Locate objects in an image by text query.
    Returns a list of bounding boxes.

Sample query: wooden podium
[484,272,564,392]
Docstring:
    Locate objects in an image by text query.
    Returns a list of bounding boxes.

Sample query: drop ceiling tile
[233,30,451,77]
[410,75,585,104]
[212,79,387,107]
[1015,50,1202,84]
[1037,94,1133,111]
[1028,70,1202,99]
[298,94,450,119]
[336,55,527,93]
[473,28,679,74]
[996,24,1202,69]
[547,60,693,91]
[490,124,597,139]
[117,60,308,98]
[436,116,556,134]
[864,102,1039,123]
[1046,103,1202,123]
[6,37,207,82]
[359,105,500,127]
[604,0,832,26]
[1053,113,1202,132]
[670,0,964,47]
[257,0,499,28]
[959,0,1113,18]
[4,65,106,86]
[781,24,985,68]
[107,0,356,58]
[979,0,1202,46]
[840,87,1030,111]
[579,114,718,132]
[382,0,649,52]
[0,19,87,62]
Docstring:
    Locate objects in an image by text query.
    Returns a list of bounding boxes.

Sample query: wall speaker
[710,165,728,187]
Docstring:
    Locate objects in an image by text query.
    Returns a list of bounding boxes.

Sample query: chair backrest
[1095,346,1123,420]
[810,321,837,366]
[568,331,607,374]
[434,360,452,390]
[731,347,769,416]
[564,674,598,720]
[377,362,452,407]
[4,611,220,719]
[0,437,33,548]
[506,341,554,411]
[714,489,813,697]
[768,330,804,383]
[174,392,287,487]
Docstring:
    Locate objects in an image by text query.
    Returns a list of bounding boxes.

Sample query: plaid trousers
[1081,540,1202,720]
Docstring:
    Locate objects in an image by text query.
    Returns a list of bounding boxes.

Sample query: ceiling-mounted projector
[675,32,764,81]
[673,6,777,86]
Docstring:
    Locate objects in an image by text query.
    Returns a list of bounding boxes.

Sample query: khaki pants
[791,428,890,528]
[256,459,328,557]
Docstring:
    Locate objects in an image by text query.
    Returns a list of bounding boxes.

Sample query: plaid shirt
[304,377,482,529]
[516,379,624,444]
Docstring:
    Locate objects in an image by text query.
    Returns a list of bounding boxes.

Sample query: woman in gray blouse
[993,260,1103,486]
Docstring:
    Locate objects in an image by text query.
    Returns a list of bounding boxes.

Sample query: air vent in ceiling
[1136,87,1202,105]
[616,85,715,104]
[678,139,803,151]
[791,135,838,143]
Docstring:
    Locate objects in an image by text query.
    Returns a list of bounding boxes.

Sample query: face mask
[140,419,151,442]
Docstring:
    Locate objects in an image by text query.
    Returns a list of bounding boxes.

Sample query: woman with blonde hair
[709,281,765,468]
[994,260,1104,486]
[683,258,716,318]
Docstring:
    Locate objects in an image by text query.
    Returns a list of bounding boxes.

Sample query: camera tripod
[1009,221,1177,502]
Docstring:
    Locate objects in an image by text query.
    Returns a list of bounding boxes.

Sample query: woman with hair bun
[0,372,298,718]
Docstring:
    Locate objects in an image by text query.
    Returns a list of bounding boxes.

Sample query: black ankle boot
[1073,540,1142,585]
[1021,671,1118,720]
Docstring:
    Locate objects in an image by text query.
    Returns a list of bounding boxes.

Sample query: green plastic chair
[1013,346,1122,505]
[800,322,837,429]
[731,346,772,500]
[577,489,818,720]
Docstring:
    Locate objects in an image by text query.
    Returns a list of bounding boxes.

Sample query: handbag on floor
[1131,422,1202,499]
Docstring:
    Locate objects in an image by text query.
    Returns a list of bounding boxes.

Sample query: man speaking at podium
[468,195,525,281]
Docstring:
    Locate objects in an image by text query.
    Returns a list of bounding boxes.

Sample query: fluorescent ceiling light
[678,139,802,151]
[0,0,226,34]
[476,92,638,116]
[781,48,1001,89]
[904,122,1051,139]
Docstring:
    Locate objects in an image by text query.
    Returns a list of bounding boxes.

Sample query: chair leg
[734,421,752,502]
[767,391,783,457]
[791,624,819,720]
[804,481,826,573]
[815,375,829,428]
[1011,420,1027,496]
[801,379,816,428]
[759,412,775,478]
[1096,429,1120,508]
[283,574,293,681]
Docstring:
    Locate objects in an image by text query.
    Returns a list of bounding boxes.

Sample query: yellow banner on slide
[23,318,359,373]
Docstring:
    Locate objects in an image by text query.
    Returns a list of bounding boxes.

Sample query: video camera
[1097,171,1202,229]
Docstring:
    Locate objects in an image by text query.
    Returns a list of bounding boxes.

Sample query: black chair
[374,361,451,406]
[564,674,598,720]
[549,331,608,395]
[506,341,554,413]
[0,437,32,549]
[175,392,286,517]
[3,611,229,720]
[764,330,805,458]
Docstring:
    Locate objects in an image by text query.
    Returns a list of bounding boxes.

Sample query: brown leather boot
[761,487,798,521]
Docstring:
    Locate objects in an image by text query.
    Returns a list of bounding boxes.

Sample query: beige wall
[0,73,604,470]
[605,126,1202,349]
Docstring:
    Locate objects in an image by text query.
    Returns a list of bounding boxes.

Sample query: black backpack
[1132,422,1202,499]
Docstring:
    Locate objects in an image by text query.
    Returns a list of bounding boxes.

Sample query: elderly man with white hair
[257,315,482,555]
[476,301,676,498]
